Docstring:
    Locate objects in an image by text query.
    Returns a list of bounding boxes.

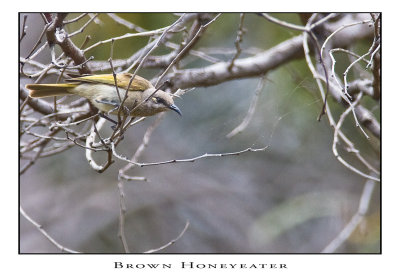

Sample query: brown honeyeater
[26,73,182,117]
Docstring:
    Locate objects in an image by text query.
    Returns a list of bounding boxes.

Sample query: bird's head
[137,88,182,117]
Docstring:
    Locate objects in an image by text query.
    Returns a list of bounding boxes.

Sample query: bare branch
[83,27,171,53]
[321,19,373,58]
[137,146,268,167]
[19,14,28,42]
[169,35,304,89]
[63,13,88,24]
[303,27,379,179]
[144,221,190,253]
[332,93,380,182]
[45,13,92,74]
[260,13,306,31]
[228,13,246,71]
[68,13,98,37]
[20,206,80,253]
[106,13,147,32]
[117,179,130,253]
[321,177,376,253]
[226,75,267,138]
[155,13,221,87]
[85,118,114,172]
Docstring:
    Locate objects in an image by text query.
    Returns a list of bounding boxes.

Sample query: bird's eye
[152,97,163,103]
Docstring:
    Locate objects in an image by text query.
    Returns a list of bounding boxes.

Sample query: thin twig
[49,113,98,128]
[20,129,63,154]
[68,13,98,37]
[63,13,88,24]
[329,26,380,139]
[261,13,336,32]
[83,27,170,53]
[20,14,28,42]
[129,14,187,86]
[20,140,48,174]
[321,177,376,253]
[38,142,76,157]
[106,13,147,32]
[144,221,190,253]
[332,93,379,182]
[228,13,246,72]
[260,13,306,31]
[117,179,130,253]
[118,174,147,181]
[165,41,221,63]
[226,75,267,138]
[155,13,221,87]
[304,14,331,121]
[108,40,122,103]
[303,27,379,181]
[122,146,268,167]
[369,14,381,100]
[24,23,50,60]
[20,206,80,253]
[119,114,164,179]
[21,23,50,76]
[320,19,373,58]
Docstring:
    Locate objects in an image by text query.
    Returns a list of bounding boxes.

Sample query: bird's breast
[73,83,142,113]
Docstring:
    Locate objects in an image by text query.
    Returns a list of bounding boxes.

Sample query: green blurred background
[20,13,380,253]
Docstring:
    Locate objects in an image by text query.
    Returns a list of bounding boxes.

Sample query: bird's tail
[26,83,79,98]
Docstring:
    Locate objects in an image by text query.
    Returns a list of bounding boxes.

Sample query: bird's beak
[169,104,182,116]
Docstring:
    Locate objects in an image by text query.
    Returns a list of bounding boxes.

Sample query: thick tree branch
[169,35,304,89]
[45,13,92,74]
[167,14,372,90]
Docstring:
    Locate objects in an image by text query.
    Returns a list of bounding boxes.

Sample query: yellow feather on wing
[66,73,152,91]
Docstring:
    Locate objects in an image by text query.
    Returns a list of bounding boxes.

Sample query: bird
[26,73,182,117]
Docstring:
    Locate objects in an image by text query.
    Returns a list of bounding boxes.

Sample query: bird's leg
[95,99,122,130]
[99,112,118,129]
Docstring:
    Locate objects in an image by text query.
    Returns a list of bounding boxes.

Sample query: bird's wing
[66,73,152,91]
